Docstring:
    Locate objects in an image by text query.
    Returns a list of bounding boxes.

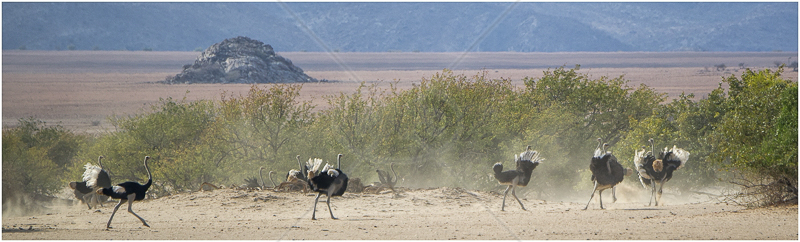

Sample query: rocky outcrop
[164,36,317,84]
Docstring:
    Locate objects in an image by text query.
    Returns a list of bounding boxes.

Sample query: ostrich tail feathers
[82,163,103,188]
[519,149,538,162]
[307,158,324,174]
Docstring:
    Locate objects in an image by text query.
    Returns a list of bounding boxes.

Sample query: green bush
[708,68,797,206]
[81,97,218,195]
[3,118,86,203]
[7,66,794,208]
[520,66,663,197]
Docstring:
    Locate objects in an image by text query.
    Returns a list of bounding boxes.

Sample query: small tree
[710,68,797,206]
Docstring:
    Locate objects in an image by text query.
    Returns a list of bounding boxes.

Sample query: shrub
[2,118,86,204]
[710,68,797,206]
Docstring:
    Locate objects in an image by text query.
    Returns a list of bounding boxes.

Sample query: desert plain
[2,50,798,240]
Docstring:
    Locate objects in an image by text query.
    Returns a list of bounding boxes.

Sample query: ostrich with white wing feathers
[493,145,543,211]
[633,138,690,206]
[306,154,349,220]
[71,155,112,209]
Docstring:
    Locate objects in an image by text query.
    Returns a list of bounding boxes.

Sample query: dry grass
[3,50,797,133]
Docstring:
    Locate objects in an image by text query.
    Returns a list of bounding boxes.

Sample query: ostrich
[68,181,96,209]
[267,171,280,188]
[243,176,260,189]
[306,154,349,220]
[273,155,311,192]
[583,139,633,210]
[259,167,266,189]
[633,145,652,190]
[94,156,152,229]
[492,146,543,211]
[633,138,690,206]
[76,155,112,209]
[286,155,308,182]
[376,162,398,191]
[258,167,277,189]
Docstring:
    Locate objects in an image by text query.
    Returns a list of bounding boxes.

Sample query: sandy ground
[2,51,797,133]
[2,187,797,240]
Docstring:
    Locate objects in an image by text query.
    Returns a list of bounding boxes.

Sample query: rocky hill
[163,37,316,84]
[2,2,797,52]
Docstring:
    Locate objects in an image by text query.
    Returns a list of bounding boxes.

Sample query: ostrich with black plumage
[71,155,112,209]
[493,146,543,211]
[306,154,349,220]
[92,156,153,229]
[633,138,690,206]
[583,138,633,210]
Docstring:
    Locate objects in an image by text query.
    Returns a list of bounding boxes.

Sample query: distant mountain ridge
[2,2,797,52]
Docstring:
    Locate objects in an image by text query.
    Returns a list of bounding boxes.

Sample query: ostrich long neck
[337,154,342,170]
[143,156,152,187]
[390,163,397,183]
[268,171,277,187]
[98,156,105,169]
[296,155,305,174]
[259,167,265,187]
[649,139,655,156]
[596,138,602,151]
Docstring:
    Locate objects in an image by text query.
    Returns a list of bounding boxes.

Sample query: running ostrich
[583,138,633,210]
[73,155,112,209]
[94,156,153,229]
[493,146,543,211]
[68,181,98,209]
[306,154,349,220]
[633,138,690,206]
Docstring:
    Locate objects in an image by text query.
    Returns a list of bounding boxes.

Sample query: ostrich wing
[593,147,604,158]
[665,146,690,169]
[633,148,652,179]
[82,163,103,188]
[633,148,646,169]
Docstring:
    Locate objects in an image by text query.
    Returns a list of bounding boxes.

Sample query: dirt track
[2,187,797,240]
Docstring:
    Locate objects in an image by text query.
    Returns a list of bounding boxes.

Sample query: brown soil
[2,187,797,240]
